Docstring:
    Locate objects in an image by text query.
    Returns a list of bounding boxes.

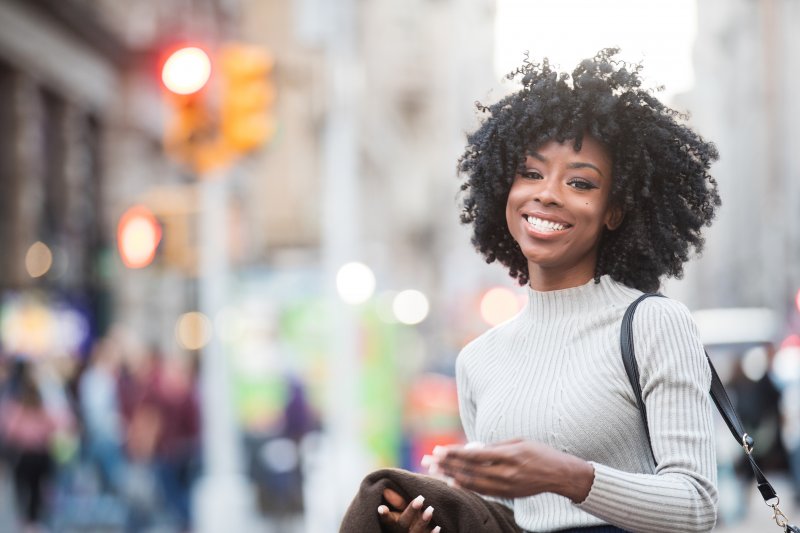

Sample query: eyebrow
[528,152,606,179]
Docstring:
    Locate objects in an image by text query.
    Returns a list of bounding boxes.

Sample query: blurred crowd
[0,328,200,533]
[713,339,800,526]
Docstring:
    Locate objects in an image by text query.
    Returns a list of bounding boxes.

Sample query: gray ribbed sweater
[456,275,718,532]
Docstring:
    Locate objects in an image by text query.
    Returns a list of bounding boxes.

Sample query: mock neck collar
[524,275,638,317]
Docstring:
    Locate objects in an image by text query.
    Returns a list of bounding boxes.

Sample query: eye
[567,178,599,191]
[520,170,543,180]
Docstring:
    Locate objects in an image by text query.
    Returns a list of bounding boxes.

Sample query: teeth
[525,215,568,232]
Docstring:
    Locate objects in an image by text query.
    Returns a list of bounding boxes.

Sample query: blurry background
[0,0,798,531]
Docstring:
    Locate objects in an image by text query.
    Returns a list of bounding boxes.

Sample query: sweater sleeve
[575,297,718,532]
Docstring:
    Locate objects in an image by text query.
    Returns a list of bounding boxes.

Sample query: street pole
[303,0,370,531]
[193,173,256,533]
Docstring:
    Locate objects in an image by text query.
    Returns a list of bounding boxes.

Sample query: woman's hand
[430,439,594,503]
[377,488,440,533]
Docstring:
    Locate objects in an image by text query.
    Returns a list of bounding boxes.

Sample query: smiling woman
[506,136,621,291]
[339,49,721,533]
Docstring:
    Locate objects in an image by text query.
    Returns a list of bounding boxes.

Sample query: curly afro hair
[457,48,721,293]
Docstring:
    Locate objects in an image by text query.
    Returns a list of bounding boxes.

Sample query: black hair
[457,48,720,293]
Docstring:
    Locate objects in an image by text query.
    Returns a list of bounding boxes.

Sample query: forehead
[529,136,612,167]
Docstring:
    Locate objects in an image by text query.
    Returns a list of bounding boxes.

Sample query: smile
[524,215,572,233]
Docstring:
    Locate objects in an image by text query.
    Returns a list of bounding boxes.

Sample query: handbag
[621,293,800,532]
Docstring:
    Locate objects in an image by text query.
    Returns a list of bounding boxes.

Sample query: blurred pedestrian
[0,360,68,531]
[118,348,163,531]
[151,356,199,532]
[78,337,126,494]
[341,49,721,532]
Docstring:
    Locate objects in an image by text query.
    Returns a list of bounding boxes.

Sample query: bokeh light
[25,241,53,278]
[392,289,429,325]
[336,262,376,305]
[773,343,800,386]
[117,205,162,269]
[479,286,524,326]
[162,47,212,95]
[741,346,769,382]
[176,311,213,350]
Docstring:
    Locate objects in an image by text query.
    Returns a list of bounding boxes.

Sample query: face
[505,135,621,290]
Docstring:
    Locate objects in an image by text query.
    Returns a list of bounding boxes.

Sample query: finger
[448,465,514,497]
[396,495,426,529]
[438,456,514,491]
[383,488,408,511]
[441,446,509,465]
[422,456,446,477]
[408,506,435,533]
[377,504,402,530]
[420,454,438,468]
[438,454,506,482]
[485,438,523,447]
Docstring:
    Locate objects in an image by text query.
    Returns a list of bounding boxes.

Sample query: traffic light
[220,44,277,152]
[159,43,276,173]
[160,45,218,171]
[117,205,162,269]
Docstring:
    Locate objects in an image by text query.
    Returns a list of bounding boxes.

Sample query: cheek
[505,189,520,226]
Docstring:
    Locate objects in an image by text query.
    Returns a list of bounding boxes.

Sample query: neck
[527,265,596,292]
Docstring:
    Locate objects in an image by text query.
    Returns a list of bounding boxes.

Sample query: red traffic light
[162,47,212,95]
[117,205,162,269]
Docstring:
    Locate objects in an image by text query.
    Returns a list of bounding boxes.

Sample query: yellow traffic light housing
[220,44,277,153]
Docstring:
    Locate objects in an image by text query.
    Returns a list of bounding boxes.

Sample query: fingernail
[412,495,425,509]
[420,454,435,467]
[423,506,434,520]
[432,527,441,533]
[433,445,447,458]
[377,505,388,515]
[428,463,440,475]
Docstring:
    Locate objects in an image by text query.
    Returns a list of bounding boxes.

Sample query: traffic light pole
[192,173,257,533]
[306,0,371,531]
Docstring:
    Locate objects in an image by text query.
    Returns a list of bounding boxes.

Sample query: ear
[605,205,624,231]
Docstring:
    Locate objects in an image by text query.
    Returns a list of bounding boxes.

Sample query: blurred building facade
[0,0,122,348]
[673,0,800,323]
[0,0,244,354]
[235,0,498,358]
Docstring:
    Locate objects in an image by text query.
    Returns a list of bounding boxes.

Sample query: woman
[340,49,720,533]
[1,361,60,531]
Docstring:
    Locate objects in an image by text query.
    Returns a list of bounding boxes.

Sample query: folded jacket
[339,468,522,533]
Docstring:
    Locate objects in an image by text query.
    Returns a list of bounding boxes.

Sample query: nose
[534,177,563,207]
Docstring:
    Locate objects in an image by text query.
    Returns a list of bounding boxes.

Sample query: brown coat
[339,468,521,533]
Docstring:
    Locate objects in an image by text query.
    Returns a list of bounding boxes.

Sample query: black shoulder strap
[621,293,779,506]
